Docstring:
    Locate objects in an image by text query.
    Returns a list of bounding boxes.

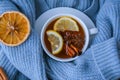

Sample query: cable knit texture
[0,0,120,80]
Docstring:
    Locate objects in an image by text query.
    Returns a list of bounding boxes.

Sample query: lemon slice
[54,17,79,31]
[0,11,30,46]
[46,30,63,54]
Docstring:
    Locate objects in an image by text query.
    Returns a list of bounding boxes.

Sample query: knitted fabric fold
[1,30,46,80]
[14,72,29,80]
[92,38,120,80]
[0,1,19,80]
[0,0,46,80]
[91,1,120,79]
[0,49,18,80]
[0,1,18,14]
[45,49,105,80]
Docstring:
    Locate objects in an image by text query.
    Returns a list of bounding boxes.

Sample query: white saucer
[35,7,96,35]
[35,7,97,61]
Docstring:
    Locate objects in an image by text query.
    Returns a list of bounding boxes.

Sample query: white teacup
[41,14,98,62]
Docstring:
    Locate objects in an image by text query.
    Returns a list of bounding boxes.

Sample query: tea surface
[44,17,85,58]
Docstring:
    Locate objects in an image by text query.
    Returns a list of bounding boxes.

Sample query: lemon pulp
[46,30,63,54]
[54,17,79,31]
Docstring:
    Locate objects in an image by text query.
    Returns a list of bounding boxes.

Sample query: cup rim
[41,14,90,62]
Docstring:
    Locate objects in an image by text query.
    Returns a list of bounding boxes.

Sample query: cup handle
[89,28,98,35]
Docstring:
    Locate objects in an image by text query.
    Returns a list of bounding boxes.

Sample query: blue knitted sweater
[0,0,120,80]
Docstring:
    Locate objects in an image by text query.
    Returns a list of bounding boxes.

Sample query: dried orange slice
[54,17,79,31]
[46,30,63,54]
[0,11,30,46]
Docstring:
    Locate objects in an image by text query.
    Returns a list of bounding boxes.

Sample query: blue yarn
[0,0,120,80]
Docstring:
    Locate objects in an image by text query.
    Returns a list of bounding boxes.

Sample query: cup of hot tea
[41,14,98,62]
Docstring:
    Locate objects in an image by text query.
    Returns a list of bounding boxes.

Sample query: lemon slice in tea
[54,17,79,31]
[0,11,30,46]
[46,30,63,54]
